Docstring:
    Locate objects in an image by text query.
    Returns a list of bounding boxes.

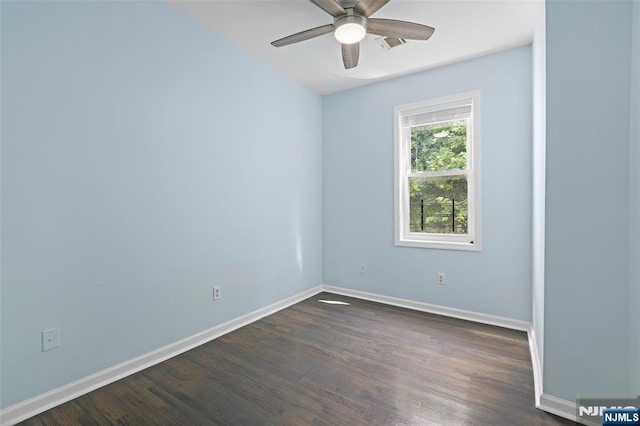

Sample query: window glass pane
[410,120,467,172]
[408,175,468,234]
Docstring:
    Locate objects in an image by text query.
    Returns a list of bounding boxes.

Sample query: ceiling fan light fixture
[270,0,436,70]
[334,15,367,44]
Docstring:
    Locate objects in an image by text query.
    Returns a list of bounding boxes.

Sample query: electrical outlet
[42,327,60,352]
[437,272,445,285]
[359,263,367,274]
[213,286,221,301]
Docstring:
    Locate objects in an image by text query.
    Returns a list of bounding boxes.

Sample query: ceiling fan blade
[367,18,435,40]
[309,0,346,17]
[354,0,390,17]
[271,24,335,47]
[342,43,359,69]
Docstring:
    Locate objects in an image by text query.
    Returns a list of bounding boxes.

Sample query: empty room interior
[1,0,639,425]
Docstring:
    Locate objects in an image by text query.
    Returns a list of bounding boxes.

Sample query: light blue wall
[545,0,632,400]
[323,47,533,321]
[0,1,322,408]
[532,7,546,370]
[629,0,640,398]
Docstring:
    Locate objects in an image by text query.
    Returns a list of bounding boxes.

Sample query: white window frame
[394,90,481,251]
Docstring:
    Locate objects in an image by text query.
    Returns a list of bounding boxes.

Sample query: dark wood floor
[21,293,576,425]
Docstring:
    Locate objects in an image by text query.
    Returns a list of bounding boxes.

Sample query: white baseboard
[0,286,323,426]
[539,393,579,423]
[321,285,531,331]
[319,287,584,423]
[2,284,567,426]
[524,320,580,424]
[528,326,543,407]
[321,286,584,423]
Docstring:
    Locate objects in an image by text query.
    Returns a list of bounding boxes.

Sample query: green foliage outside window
[409,120,468,234]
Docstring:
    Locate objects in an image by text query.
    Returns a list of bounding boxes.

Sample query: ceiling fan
[271,0,435,69]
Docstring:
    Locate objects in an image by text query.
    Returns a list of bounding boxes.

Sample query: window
[394,91,480,250]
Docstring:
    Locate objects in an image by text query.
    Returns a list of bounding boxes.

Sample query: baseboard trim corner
[2,284,580,426]
[538,393,579,423]
[528,326,543,407]
[321,285,530,331]
[0,285,323,426]
[319,286,584,421]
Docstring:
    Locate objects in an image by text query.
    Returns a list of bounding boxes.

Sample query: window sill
[394,238,481,251]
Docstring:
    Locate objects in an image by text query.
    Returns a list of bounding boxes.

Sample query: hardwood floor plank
[19,293,575,425]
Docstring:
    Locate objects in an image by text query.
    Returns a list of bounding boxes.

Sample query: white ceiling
[170,0,542,95]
